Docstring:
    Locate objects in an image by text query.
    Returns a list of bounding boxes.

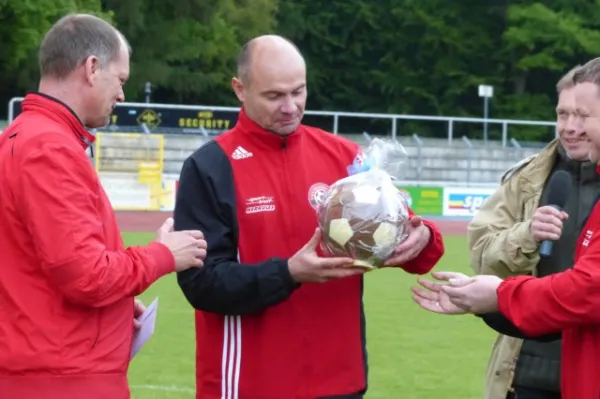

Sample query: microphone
[539,170,572,258]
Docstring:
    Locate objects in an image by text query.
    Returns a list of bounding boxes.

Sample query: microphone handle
[539,240,553,258]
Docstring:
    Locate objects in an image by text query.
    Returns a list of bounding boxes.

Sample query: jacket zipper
[280,135,312,396]
[80,134,94,158]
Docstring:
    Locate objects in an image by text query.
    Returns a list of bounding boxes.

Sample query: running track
[115,211,470,235]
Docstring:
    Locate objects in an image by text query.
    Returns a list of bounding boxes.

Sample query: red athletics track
[114,211,470,235]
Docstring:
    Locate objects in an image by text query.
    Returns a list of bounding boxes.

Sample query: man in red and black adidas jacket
[174,35,445,399]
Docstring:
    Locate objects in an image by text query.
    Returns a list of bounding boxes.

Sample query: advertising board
[396,186,444,216]
[442,187,496,217]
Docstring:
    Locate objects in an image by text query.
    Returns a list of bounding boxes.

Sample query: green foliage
[504,2,600,72]
[0,0,110,101]
[106,0,279,104]
[2,0,600,141]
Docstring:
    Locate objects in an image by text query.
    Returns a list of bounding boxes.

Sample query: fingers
[304,228,322,251]
[184,246,207,269]
[318,257,355,269]
[531,220,562,241]
[385,223,429,266]
[186,230,205,240]
[195,248,207,260]
[440,284,467,301]
[411,284,441,301]
[160,217,175,234]
[133,319,142,330]
[431,271,470,281]
[384,235,418,266]
[537,206,562,216]
[533,230,561,242]
[189,256,204,268]
[134,299,146,316]
[535,213,563,229]
[409,215,423,227]
[448,277,475,287]
[538,206,568,219]
[438,285,472,311]
[322,267,366,280]
[442,294,470,311]
[383,251,415,266]
[411,295,444,314]
[416,277,444,292]
[532,207,566,241]
[392,235,417,254]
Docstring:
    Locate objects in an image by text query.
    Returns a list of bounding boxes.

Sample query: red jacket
[498,177,600,399]
[175,109,445,399]
[0,93,175,399]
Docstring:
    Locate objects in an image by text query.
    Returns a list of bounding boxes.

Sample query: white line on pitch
[131,384,195,393]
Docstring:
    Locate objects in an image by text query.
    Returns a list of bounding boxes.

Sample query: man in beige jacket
[468,66,600,399]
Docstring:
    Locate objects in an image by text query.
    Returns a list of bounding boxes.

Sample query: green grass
[124,233,496,399]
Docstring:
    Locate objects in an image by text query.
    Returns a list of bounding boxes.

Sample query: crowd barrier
[100,172,499,217]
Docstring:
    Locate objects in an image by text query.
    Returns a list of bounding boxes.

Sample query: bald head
[237,35,305,85]
[232,35,308,136]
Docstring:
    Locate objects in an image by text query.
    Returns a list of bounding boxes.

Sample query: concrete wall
[97,133,543,184]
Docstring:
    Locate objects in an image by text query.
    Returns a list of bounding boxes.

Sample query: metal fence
[359,131,539,187]
[7,97,557,147]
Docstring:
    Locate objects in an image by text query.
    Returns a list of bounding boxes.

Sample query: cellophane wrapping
[316,138,411,269]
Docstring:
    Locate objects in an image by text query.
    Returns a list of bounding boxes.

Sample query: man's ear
[83,55,102,86]
[232,77,245,102]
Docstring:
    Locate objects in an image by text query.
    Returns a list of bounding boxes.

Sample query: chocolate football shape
[317,174,409,269]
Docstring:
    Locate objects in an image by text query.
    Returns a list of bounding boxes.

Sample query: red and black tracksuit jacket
[174,109,444,399]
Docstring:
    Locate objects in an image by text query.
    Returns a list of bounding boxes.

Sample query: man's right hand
[530,205,568,242]
[156,218,207,272]
[288,228,365,283]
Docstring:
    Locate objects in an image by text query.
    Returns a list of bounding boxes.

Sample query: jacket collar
[517,139,558,196]
[520,139,598,194]
[556,141,598,182]
[235,107,301,150]
[21,92,96,150]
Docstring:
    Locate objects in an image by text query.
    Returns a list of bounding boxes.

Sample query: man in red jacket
[0,13,207,399]
[411,57,600,399]
[175,34,445,399]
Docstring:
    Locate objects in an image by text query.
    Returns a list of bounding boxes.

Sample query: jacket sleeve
[18,136,175,308]
[475,312,560,342]
[467,172,539,278]
[497,235,600,335]
[175,142,299,316]
[397,208,445,274]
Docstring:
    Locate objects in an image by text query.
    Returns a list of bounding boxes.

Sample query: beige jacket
[467,140,558,399]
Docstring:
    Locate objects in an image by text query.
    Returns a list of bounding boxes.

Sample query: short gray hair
[39,13,130,79]
[572,57,600,89]
[556,64,583,93]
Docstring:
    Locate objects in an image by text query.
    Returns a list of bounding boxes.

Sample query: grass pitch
[124,233,496,399]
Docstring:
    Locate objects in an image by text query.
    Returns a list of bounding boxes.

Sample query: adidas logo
[232,146,253,160]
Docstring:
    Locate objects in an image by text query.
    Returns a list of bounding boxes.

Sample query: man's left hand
[133,298,146,331]
[411,271,474,315]
[384,216,431,267]
[441,275,503,314]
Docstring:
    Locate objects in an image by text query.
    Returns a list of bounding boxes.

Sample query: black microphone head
[545,170,572,208]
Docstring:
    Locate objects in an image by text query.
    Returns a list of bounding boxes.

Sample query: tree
[0,0,108,118]
[104,0,279,104]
